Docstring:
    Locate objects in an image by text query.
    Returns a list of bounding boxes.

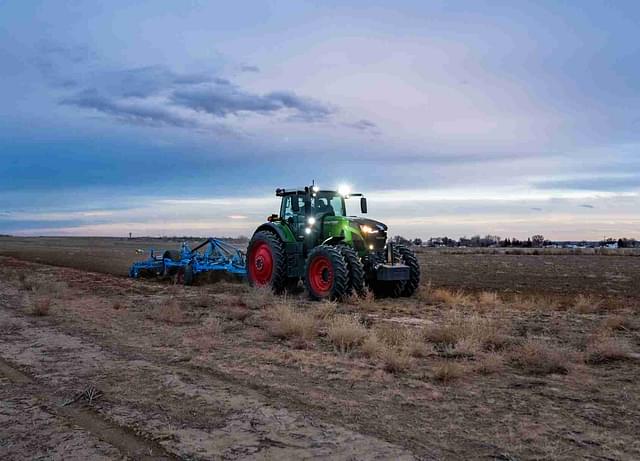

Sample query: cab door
[280,195,307,240]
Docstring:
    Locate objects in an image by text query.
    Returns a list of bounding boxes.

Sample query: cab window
[281,195,305,220]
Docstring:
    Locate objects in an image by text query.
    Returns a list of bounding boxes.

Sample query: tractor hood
[349,217,388,232]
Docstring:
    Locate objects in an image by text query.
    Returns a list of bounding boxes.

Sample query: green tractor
[247,183,420,300]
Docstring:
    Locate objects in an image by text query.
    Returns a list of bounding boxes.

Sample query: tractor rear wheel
[304,245,349,301]
[337,245,367,297]
[247,231,288,293]
[396,245,420,297]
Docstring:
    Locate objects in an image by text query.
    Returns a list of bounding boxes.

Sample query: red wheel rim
[249,242,273,285]
[308,255,333,297]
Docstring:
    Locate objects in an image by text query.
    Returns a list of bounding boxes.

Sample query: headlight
[305,227,312,234]
[307,217,316,225]
[360,224,377,234]
[338,184,351,197]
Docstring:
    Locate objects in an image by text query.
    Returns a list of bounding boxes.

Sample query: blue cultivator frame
[129,238,246,283]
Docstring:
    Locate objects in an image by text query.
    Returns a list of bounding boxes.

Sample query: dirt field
[1,237,640,460]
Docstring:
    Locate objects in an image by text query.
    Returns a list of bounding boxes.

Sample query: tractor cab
[275,185,368,244]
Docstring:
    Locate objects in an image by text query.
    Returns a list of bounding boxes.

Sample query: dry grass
[423,311,510,355]
[361,333,384,358]
[314,300,338,320]
[153,298,185,324]
[433,361,465,383]
[379,347,413,373]
[346,290,376,310]
[404,330,433,358]
[572,294,603,314]
[242,286,276,310]
[585,334,632,364]
[601,314,638,331]
[269,302,317,341]
[510,339,571,375]
[475,352,505,375]
[430,288,472,306]
[361,330,416,373]
[476,291,502,310]
[511,295,560,311]
[326,315,368,354]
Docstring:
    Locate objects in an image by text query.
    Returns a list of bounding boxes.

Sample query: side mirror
[291,195,300,212]
[360,197,368,214]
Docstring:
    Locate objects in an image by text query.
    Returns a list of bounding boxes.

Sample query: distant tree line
[392,234,640,248]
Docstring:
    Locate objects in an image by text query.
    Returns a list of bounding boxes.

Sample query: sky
[1,0,639,240]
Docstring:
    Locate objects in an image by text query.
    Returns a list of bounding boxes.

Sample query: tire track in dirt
[0,356,177,461]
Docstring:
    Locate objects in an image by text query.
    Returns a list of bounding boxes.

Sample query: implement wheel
[247,231,288,293]
[304,245,348,301]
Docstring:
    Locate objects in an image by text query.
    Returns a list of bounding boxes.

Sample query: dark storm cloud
[534,176,640,192]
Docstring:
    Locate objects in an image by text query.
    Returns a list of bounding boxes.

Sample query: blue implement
[129,238,246,283]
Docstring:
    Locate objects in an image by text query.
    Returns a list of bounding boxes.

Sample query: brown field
[1,236,639,460]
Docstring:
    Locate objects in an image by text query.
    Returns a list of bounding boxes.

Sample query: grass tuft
[326,314,368,354]
[585,334,632,364]
[572,294,603,314]
[510,339,571,375]
[433,361,465,383]
[269,301,316,341]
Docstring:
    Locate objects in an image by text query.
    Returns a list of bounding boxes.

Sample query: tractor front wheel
[396,245,420,297]
[304,245,349,301]
[247,231,288,293]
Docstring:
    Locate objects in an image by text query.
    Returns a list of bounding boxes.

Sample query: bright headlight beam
[338,184,351,197]
[307,217,316,225]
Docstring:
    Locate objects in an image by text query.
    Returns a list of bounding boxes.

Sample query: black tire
[183,263,194,286]
[370,246,406,298]
[304,245,349,301]
[337,245,367,297]
[247,231,288,294]
[396,245,420,297]
[162,250,181,277]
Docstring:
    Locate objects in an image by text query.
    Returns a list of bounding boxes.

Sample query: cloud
[59,65,351,130]
[579,204,595,208]
[530,207,543,211]
[343,119,379,134]
[61,89,201,128]
[239,65,260,73]
[172,86,333,122]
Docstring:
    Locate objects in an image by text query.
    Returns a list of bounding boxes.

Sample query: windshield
[312,193,346,217]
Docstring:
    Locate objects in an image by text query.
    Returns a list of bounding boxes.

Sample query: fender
[321,236,345,246]
[253,222,296,243]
